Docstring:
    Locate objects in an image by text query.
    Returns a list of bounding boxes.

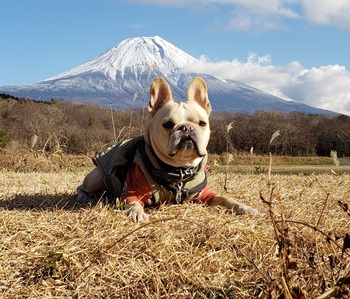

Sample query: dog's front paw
[235,203,260,216]
[210,196,260,216]
[126,202,149,223]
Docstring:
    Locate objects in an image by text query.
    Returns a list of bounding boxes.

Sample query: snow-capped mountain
[0,36,331,114]
[45,36,196,82]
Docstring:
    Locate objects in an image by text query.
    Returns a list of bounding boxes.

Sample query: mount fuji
[0,36,330,114]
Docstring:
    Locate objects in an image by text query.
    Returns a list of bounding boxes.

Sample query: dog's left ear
[188,77,212,115]
[149,77,173,116]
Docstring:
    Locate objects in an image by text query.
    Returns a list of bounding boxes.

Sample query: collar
[140,142,207,204]
[148,148,200,184]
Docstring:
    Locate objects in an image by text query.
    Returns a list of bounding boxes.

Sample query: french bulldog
[77,77,259,222]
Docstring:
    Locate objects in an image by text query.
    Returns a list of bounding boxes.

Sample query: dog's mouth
[168,134,205,157]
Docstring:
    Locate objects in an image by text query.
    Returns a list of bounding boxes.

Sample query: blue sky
[1,0,350,114]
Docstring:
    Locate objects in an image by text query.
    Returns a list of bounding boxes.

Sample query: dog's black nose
[177,124,194,133]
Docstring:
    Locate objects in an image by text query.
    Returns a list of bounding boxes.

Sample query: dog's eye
[163,121,175,129]
[199,121,207,127]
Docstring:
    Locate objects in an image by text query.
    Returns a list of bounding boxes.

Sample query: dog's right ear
[149,77,173,116]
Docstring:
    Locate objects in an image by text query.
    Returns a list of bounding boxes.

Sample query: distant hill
[0,36,332,114]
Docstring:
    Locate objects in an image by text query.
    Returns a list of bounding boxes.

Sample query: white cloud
[128,0,350,31]
[127,23,146,29]
[301,0,350,30]
[282,65,350,113]
[181,54,350,115]
[221,0,350,32]
[225,13,284,32]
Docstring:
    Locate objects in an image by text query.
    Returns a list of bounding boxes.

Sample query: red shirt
[121,163,216,207]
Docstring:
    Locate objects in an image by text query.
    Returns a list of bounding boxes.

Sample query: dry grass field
[0,153,350,298]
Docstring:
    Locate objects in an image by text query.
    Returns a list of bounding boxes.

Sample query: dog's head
[145,77,212,168]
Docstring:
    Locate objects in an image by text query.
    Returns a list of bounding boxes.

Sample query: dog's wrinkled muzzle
[167,124,206,157]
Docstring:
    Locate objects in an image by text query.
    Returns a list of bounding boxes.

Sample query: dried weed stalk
[330,150,340,174]
[260,136,350,298]
[224,122,234,192]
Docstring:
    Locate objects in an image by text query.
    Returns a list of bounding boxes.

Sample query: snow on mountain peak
[44,36,197,81]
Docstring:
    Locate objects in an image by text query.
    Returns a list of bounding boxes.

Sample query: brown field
[1,154,350,298]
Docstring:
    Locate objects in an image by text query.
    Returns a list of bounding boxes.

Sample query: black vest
[93,136,208,205]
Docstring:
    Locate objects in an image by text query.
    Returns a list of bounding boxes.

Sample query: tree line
[1,95,350,157]
[208,112,350,157]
